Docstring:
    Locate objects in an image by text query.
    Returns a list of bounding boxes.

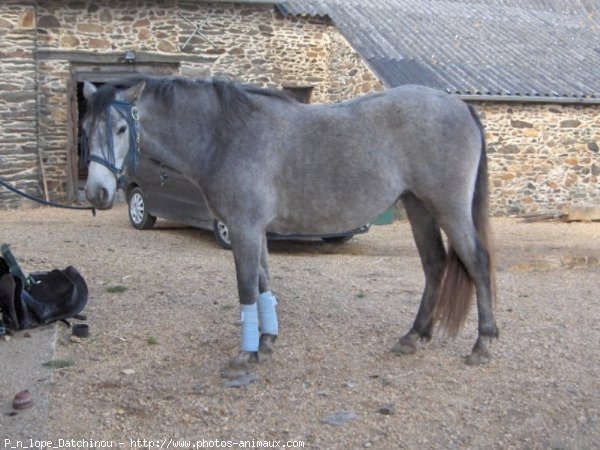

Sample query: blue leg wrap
[240,303,259,352]
[258,291,278,336]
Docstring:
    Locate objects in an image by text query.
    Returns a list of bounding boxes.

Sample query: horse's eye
[117,125,127,135]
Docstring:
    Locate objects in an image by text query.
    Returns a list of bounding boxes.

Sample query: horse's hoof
[465,337,492,365]
[259,334,277,356]
[391,336,417,355]
[221,352,256,379]
[465,350,490,366]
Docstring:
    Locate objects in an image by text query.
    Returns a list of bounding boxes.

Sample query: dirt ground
[1,205,599,449]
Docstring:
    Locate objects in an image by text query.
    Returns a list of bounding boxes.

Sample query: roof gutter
[376,73,600,105]
[457,94,600,105]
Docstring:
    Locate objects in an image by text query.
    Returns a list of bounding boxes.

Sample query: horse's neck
[140,90,218,183]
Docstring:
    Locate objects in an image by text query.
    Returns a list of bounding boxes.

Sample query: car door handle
[160,172,168,180]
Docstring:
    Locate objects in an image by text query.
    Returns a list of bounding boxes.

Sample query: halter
[84,100,140,188]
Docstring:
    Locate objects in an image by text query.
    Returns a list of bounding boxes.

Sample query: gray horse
[82,76,497,378]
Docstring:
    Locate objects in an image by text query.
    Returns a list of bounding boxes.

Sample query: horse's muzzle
[85,185,113,210]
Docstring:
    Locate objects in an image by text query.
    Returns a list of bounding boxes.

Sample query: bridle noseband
[85,100,140,188]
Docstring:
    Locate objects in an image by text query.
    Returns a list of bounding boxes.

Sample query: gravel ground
[1,205,599,449]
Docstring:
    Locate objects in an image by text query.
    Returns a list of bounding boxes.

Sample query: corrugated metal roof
[193,0,286,3]
[279,0,600,101]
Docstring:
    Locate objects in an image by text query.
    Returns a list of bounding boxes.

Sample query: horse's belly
[269,170,403,234]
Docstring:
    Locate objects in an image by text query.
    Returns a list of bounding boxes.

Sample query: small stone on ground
[320,411,360,426]
[223,373,258,388]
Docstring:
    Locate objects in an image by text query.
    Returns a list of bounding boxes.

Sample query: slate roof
[279,0,600,102]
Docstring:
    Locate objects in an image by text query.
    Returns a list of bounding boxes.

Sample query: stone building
[1,0,599,216]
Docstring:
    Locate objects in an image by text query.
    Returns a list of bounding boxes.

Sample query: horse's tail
[433,105,496,335]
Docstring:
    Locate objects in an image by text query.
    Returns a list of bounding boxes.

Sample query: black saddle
[0,256,88,332]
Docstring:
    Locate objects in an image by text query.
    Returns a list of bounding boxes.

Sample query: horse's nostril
[98,188,108,203]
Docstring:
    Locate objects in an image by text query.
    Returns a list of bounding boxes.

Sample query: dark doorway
[75,81,104,182]
[282,86,313,104]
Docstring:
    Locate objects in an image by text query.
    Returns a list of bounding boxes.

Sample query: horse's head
[82,81,145,210]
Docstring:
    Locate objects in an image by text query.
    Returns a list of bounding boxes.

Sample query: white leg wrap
[240,303,259,352]
[258,291,278,336]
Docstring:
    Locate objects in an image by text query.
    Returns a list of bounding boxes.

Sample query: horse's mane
[86,75,294,127]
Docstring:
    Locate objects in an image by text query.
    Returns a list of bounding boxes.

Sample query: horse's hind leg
[439,217,498,365]
[392,193,447,355]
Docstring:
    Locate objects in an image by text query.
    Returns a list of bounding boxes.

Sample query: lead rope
[0,180,96,216]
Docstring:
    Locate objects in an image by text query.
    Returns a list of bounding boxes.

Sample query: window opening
[282,86,313,104]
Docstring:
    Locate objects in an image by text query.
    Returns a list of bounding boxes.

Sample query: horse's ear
[83,81,97,101]
[121,81,146,103]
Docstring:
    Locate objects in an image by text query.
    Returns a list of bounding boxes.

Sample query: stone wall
[0,1,38,209]
[268,13,383,101]
[323,25,383,100]
[474,102,600,216]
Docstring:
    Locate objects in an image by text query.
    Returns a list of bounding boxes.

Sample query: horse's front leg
[258,234,278,356]
[221,227,278,379]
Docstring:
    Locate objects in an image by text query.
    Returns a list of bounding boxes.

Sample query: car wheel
[322,235,353,244]
[213,220,232,250]
[128,187,157,230]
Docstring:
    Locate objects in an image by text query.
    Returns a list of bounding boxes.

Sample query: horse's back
[285,85,479,168]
